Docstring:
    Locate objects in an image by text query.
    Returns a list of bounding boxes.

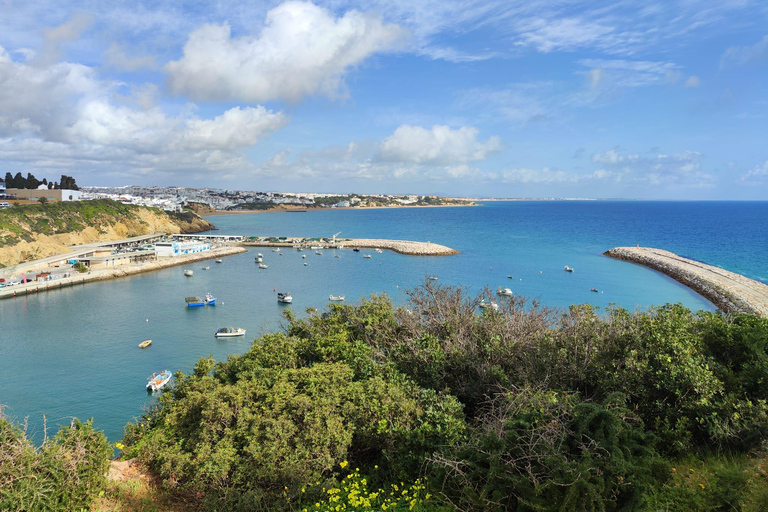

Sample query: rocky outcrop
[605,247,768,317]
[0,200,215,267]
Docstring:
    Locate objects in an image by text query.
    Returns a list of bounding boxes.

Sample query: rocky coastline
[604,246,768,317]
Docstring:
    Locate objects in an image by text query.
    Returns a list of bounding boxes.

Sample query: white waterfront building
[154,241,211,257]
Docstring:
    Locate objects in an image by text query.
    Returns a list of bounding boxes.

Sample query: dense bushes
[0,417,111,511]
[117,284,768,510]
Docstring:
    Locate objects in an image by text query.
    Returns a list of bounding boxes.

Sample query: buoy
[146,319,149,322]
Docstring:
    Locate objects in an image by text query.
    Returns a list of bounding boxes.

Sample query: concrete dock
[605,247,768,317]
[240,238,458,256]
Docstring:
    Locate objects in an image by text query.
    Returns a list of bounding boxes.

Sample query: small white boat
[303,262,308,266]
[255,256,263,263]
[479,300,499,311]
[497,288,513,296]
[329,295,345,301]
[335,255,341,258]
[302,254,307,259]
[215,258,223,263]
[146,370,172,392]
[310,245,323,250]
[564,266,574,272]
[138,339,152,349]
[375,248,383,254]
[184,269,193,276]
[257,253,263,257]
[215,327,246,338]
[363,254,372,259]
[427,276,438,281]
[259,263,268,269]
[272,248,280,252]
[315,250,322,255]
[277,292,293,304]
[202,266,210,270]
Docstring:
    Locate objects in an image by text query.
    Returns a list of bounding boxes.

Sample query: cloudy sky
[1,0,767,199]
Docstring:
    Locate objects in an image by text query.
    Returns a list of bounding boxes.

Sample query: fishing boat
[353,248,360,252]
[591,288,599,292]
[186,293,216,307]
[146,370,172,392]
[363,254,372,259]
[183,269,193,276]
[255,256,263,263]
[427,276,438,281]
[497,288,513,296]
[202,266,210,270]
[272,248,280,252]
[258,263,268,269]
[138,339,152,349]
[564,266,574,272]
[277,292,293,304]
[215,327,246,338]
[302,254,306,259]
[215,258,223,263]
[375,248,383,254]
[329,295,345,301]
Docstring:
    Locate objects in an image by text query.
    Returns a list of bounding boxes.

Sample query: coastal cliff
[605,246,768,317]
[0,200,215,267]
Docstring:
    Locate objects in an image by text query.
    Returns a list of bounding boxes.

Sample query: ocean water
[1,201,767,443]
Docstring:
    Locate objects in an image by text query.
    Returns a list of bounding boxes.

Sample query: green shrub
[0,417,111,511]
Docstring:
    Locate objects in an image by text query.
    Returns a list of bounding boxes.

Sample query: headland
[605,246,768,317]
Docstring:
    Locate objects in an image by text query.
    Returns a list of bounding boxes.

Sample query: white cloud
[500,167,609,184]
[513,17,631,54]
[592,148,715,188]
[684,75,701,87]
[739,161,768,184]
[720,35,768,68]
[103,43,157,71]
[579,59,682,88]
[36,13,94,66]
[166,1,409,103]
[0,44,288,179]
[377,125,502,164]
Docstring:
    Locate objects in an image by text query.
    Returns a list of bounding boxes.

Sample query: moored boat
[427,276,438,281]
[146,370,172,392]
[215,327,246,338]
[329,295,345,301]
[353,248,360,252]
[564,266,574,272]
[277,292,293,303]
[259,263,268,269]
[497,288,513,296]
[363,254,372,259]
[186,293,216,307]
[215,258,223,263]
[202,266,210,270]
[255,256,263,263]
[138,339,152,349]
[479,300,499,311]
[184,269,193,276]
[591,288,599,292]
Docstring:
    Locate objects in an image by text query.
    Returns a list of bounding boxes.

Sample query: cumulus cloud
[36,13,94,66]
[740,161,768,185]
[377,125,502,164]
[592,148,715,188]
[166,1,408,103]
[720,35,768,68]
[0,44,288,178]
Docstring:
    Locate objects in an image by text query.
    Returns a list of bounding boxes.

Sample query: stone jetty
[605,247,768,317]
[241,238,458,256]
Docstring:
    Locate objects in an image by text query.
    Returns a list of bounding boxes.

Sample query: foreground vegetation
[3,284,768,510]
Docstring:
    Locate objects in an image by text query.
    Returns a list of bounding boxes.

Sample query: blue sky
[1,0,767,199]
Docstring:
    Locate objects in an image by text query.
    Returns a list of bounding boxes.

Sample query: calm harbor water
[1,201,767,443]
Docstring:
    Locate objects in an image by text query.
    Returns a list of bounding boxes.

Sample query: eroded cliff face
[0,200,215,267]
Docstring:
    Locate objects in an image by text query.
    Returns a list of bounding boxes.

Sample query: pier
[604,247,768,317]
[239,237,458,256]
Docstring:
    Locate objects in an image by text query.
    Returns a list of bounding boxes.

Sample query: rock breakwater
[605,247,768,317]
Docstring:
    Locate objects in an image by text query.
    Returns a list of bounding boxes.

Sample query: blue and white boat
[185,293,216,307]
[146,370,172,392]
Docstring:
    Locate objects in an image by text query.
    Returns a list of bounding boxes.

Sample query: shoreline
[202,203,476,217]
[604,247,768,317]
[0,246,246,301]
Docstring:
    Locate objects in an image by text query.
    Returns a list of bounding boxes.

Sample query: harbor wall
[604,247,768,317]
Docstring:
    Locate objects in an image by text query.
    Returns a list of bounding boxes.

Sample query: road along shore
[604,247,768,317]
[0,246,246,301]
[240,238,458,256]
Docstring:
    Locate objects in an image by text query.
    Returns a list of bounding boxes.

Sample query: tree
[4,172,11,188]
[38,197,48,204]
[26,173,41,189]
[59,175,79,190]
[12,172,24,189]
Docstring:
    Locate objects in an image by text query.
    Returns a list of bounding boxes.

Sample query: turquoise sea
[1,201,767,443]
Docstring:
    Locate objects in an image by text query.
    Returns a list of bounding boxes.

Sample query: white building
[154,241,211,257]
